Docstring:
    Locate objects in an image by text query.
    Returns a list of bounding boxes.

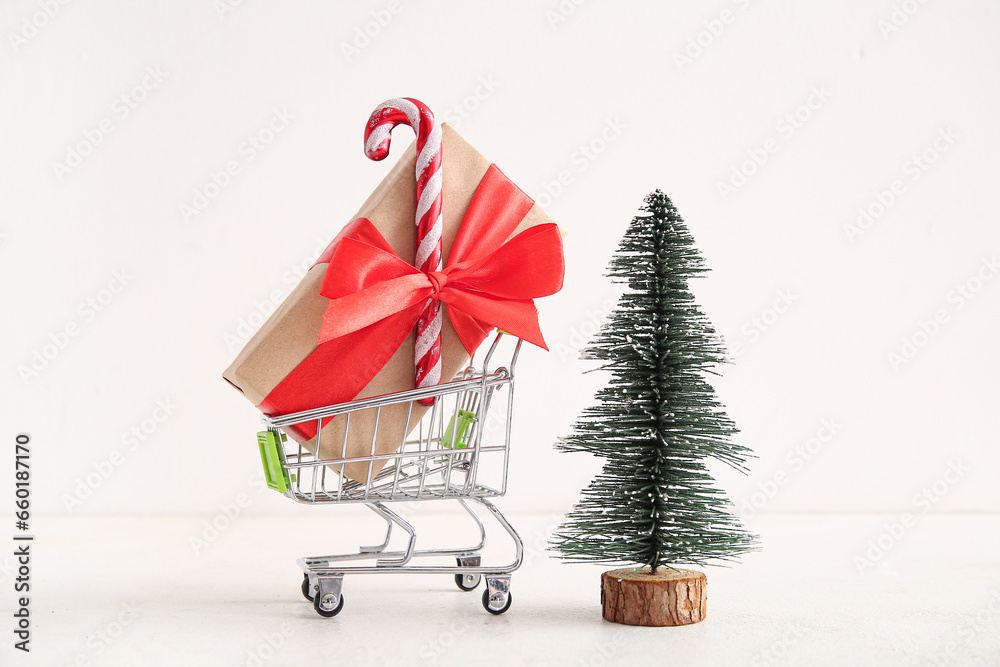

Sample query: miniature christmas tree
[551,190,757,626]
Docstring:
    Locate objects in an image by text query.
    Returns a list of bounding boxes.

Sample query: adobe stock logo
[924,589,1000,666]
[553,299,616,363]
[843,127,958,243]
[533,118,628,209]
[239,624,293,667]
[339,0,403,62]
[854,459,968,574]
[62,398,178,511]
[214,0,248,20]
[416,618,469,664]
[63,602,142,665]
[18,269,134,384]
[179,108,294,224]
[52,67,169,181]
[728,288,798,360]
[7,0,72,52]
[223,236,330,354]
[440,76,501,130]
[886,254,997,371]
[751,623,806,667]
[877,0,933,39]
[717,85,832,201]
[672,0,755,72]
[739,417,842,519]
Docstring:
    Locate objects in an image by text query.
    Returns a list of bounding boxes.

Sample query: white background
[1,1,998,665]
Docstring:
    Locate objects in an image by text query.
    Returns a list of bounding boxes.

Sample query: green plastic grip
[257,430,295,493]
[442,409,477,449]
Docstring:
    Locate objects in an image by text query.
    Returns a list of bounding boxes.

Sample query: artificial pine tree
[551,190,757,626]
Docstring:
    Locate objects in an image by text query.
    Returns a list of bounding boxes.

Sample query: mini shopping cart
[255,332,524,617]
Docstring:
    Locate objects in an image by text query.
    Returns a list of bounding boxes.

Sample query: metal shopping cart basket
[255,331,524,617]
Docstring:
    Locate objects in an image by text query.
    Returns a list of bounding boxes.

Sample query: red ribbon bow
[318,172,563,352]
[257,165,564,433]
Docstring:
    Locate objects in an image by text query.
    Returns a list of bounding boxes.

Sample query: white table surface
[7,510,999,666]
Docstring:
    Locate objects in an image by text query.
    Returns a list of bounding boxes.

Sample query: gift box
[223,120,564,481]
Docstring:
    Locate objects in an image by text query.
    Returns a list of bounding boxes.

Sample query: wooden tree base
[601,567,707,626]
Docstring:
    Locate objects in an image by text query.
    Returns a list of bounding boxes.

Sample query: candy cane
[364,98,443,402]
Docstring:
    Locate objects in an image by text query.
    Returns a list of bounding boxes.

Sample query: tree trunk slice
[601,567,707,626]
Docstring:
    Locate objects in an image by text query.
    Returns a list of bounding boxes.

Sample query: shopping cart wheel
[301,574,316,602]
[482,588,512,615]
[455,557,481,591]
[313,592,345,618]
[455,573,481,591]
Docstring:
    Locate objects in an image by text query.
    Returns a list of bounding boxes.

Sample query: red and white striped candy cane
[364,98,443,402]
